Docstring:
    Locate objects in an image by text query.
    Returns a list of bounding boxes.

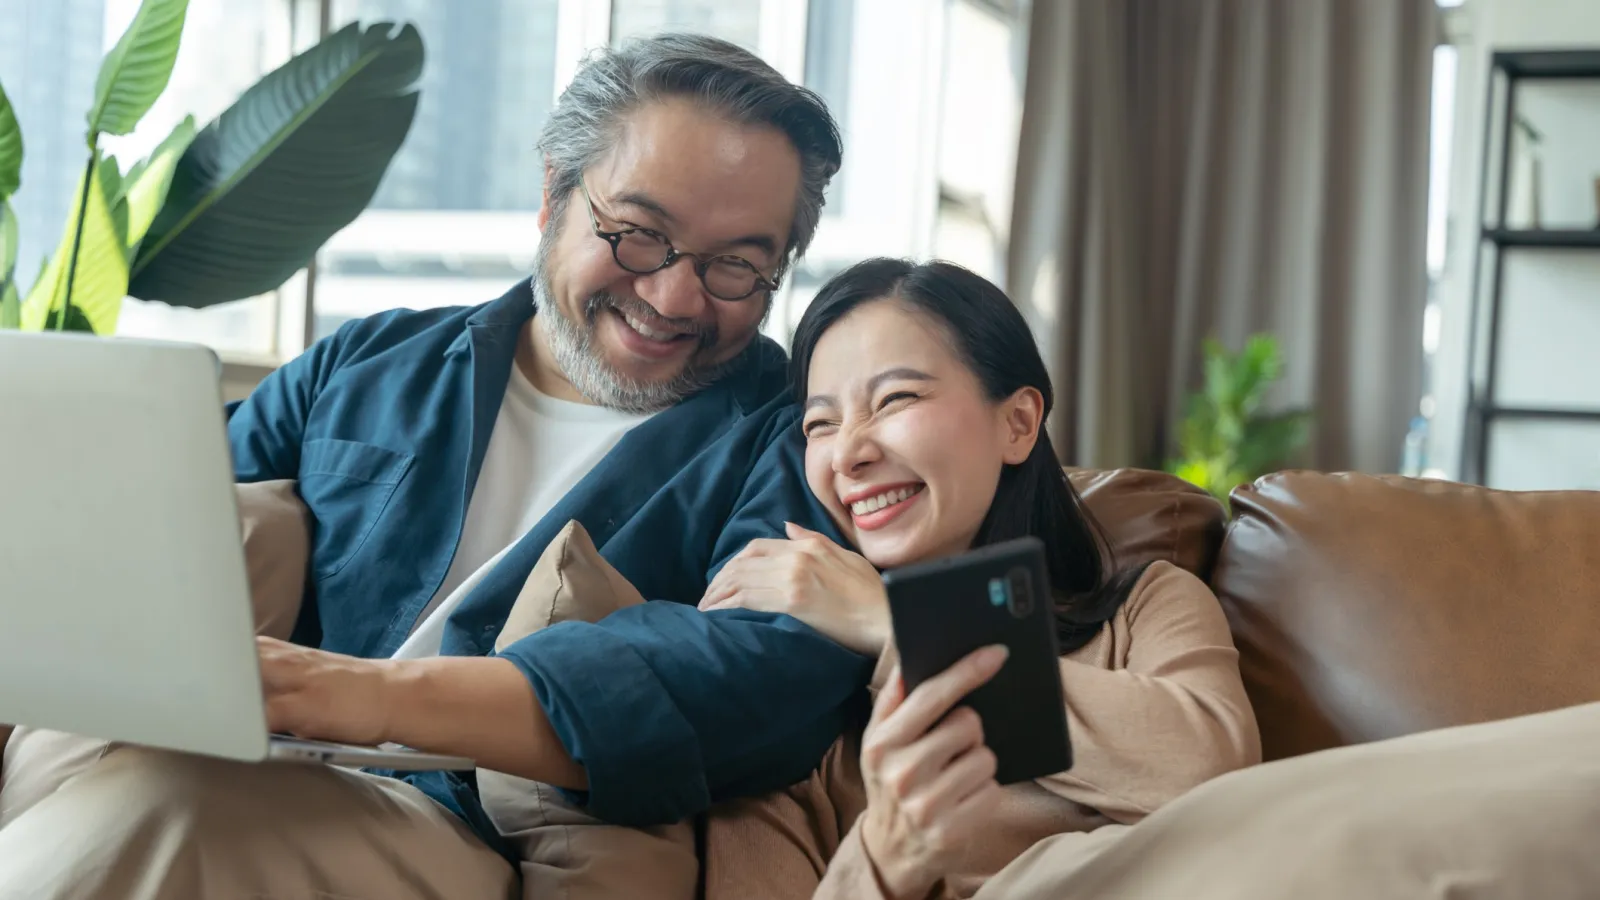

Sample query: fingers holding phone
[857,647,1009,899]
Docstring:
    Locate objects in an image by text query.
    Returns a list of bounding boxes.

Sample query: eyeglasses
[577,179,781,301]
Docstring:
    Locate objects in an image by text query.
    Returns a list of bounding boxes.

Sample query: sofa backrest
[1214,471,1600,762]
[1067,467,1227,581]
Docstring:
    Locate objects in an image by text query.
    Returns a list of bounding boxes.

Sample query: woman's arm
[1038,561,1261,821]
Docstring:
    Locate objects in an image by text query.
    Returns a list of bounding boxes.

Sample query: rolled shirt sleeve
[495,412,874,826]
[499,606,868,825]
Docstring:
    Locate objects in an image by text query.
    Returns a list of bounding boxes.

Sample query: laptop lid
[0,331,270,762]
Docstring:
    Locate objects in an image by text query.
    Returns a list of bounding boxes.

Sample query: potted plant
[0,0,424,334]
[1167,334,1312,507]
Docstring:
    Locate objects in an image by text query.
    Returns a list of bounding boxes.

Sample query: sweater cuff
[817,823,899,900]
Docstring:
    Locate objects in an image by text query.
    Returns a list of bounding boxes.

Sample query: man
[0,34,870,899]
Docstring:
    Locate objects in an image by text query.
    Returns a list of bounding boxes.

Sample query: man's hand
[699,522,890,655]
[257,636,393,747]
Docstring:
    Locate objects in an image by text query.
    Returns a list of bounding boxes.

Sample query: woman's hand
[257,636,395,747]
[857,646,1009,900]
[698,522,890,655]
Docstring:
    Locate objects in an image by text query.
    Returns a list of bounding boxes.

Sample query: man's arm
[495,412,870,826]
[408,413,867,828]
[258,636,587,786]
[260,408,870,825]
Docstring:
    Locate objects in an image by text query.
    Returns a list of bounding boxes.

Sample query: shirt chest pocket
[298,438,415,580]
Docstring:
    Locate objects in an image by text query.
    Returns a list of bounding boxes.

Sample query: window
[0,0,309,359]
[611,1,762,53]
[312,0,562,341]
[3,1,1020,369]
[929,0,1026,283]
[111,0,304,359]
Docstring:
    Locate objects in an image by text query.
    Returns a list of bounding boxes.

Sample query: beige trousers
[0,738,517,900]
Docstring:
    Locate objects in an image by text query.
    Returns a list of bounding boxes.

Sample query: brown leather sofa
[1072,467,1600,762]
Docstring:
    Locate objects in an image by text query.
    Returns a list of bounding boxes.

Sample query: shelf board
[1493,49,1600,79]
[1484,228,1600,249]
[1475,405,1600,422]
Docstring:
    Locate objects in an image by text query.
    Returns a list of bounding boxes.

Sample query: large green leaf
[0,198,16,283]
[20,156,130,333]
[0,278,18,329]
[0,80,20,199]
[123,116,196,249]
[128,22,423,308]
[87,0,189,137]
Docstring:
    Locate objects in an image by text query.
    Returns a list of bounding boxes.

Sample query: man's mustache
[583,292,719,351]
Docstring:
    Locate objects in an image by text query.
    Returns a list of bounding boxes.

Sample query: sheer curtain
[1009,0,1437,473]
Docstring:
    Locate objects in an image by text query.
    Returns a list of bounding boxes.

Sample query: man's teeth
[850,486,921,516]
[622,311,679,342]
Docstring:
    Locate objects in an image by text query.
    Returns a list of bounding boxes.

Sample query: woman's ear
[998,387,1045,465]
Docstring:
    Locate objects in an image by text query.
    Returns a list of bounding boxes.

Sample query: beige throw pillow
[480,520,698,900]
[237,479,312,641]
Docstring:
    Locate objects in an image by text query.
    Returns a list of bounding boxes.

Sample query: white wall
[1428,0,1600,484]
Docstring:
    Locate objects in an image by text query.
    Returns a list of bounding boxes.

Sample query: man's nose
[634,258,707,322]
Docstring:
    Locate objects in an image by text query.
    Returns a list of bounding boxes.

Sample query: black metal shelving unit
[1461,49,1600,486]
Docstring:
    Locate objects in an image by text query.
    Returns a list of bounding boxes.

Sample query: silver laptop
[0,330,471,771]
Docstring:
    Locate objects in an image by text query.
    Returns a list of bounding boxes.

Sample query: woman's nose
[832,420,882,475]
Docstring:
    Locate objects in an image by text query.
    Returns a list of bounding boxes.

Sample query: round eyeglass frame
[576,179,782,302]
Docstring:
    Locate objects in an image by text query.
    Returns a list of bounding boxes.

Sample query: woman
[699,258,1260,899]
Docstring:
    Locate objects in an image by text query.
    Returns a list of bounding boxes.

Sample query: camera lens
[987,578,1008,607]
[1006,567,1034,618]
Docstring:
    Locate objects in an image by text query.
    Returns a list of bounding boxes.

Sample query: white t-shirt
[390,364,651,660]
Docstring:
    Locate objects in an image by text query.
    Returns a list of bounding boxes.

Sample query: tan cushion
[491,519,645,652]
[479,520,697,900]
[237,479,312,641]
[1067,467,1227,581]
[1214,472,1600,761]
[976,701,1600,900]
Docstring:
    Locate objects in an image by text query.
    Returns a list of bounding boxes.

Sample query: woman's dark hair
[789,258,1150,654]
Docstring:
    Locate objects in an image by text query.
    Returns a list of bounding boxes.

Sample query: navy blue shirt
[226,279,872,858]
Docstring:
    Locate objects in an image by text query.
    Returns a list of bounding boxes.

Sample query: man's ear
[998,386,1045,466]
[537,161,557,231]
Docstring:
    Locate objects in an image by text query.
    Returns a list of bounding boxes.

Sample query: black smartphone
[880,536,1072,784]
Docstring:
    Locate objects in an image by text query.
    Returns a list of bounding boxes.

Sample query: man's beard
[531,241,749,414]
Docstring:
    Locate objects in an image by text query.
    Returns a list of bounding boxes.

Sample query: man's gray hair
[536,33,843,274]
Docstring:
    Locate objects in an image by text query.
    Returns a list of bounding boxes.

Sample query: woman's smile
[844,483,927,530]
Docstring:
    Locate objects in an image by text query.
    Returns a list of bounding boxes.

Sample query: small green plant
[0,0,423,335]
[1167,334,1311,506]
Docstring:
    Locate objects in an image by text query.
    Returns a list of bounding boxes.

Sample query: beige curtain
[1009,0,1437,473]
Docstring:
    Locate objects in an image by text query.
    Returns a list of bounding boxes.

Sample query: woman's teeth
[850,485,922,516]
[622,311,679,342]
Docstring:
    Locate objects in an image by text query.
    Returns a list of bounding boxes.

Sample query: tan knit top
[703,561,1262,900]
